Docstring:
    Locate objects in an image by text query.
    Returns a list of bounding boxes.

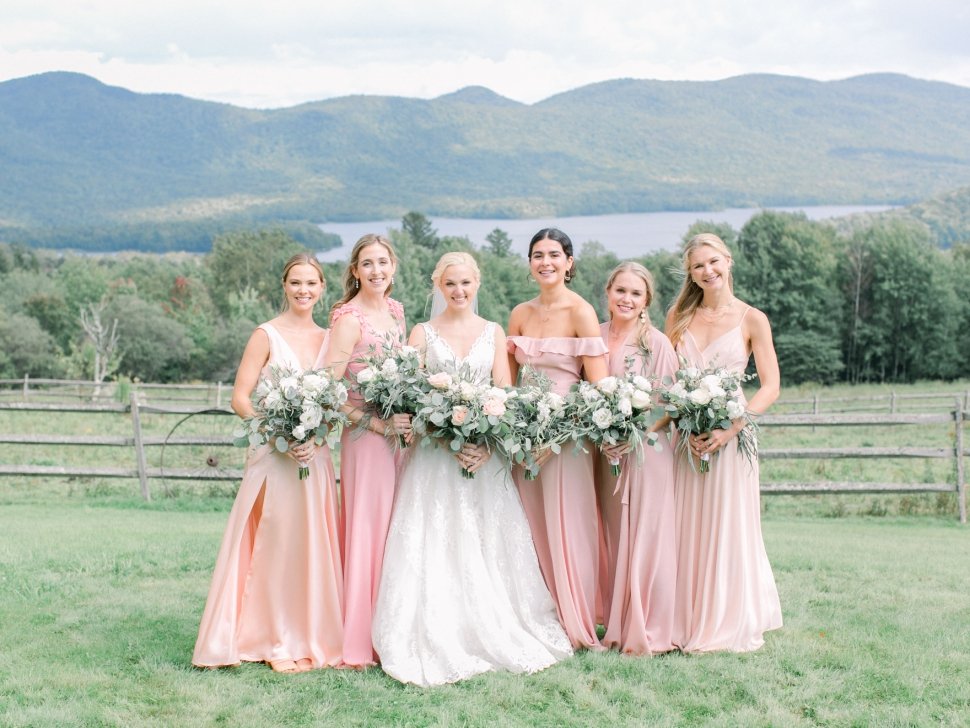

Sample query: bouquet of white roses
[233,365,349,480]
[565,374,664,477]
[354,342,426,447]
[501,371,574,480]
[412,369,515,479]
[658,361,757,473]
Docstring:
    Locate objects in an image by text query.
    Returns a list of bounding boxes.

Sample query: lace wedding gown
[372,322,572,686]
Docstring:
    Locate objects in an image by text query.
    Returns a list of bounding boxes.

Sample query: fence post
[130,392,151,502]
[956,401,966,525]
[22,373,29,400]
[216,381,223,409]
[890,390,897,414]
[812,393,820,433]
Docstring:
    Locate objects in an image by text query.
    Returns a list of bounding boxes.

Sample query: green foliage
[107,295,192,382]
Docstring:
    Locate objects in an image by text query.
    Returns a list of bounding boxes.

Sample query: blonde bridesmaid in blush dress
[508,228,609,652]
[596,263,678,655]
[324,234,411,669]
[193,253,342,674]
[665,233,782,653]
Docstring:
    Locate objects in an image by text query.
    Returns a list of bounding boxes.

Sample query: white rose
[726,400,747,419]
[300,402,323,429]
[545,392,565,411]
[618,382,635,399]
[597,376,619,395]
[592,408,613,429]
[292,425,306,441]
[633,375,652,392]
[255,380,271,398]
[380,359,399,375]
[263,390,282,409]
[618,397,633,416]
[427,371,453,390]
[399,345,419,357]
[683,367,701,380]
[537,402,551,423]
[486,387,509,403]
[667,381,687,398]
[581,384,603,404]
[301,373,325,393]
[279,375,299,393]
[631,390,652,409]
[688,388,712,405]
[355,366,376,384]
[459,381,478,401]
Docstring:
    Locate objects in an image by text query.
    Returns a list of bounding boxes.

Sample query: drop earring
[354,278,359,289]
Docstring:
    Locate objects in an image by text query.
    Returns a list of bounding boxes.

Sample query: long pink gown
[672,311,783,652]
[596,324,678,655]
[193,322,343,669]
[509,335,609,651]
[331,298,405,667]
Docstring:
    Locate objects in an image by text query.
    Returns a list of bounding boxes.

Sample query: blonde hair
[605,261,655,355]
[430,251,480,288]
[666,233,734,348]
[330,234,398,317]
[280,252,325,313]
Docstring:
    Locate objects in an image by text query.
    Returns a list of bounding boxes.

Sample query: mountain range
[2,71,970,251]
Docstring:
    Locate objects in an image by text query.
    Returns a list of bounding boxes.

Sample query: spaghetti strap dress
[672,308,783,652]
[508,335,609,651]
[331,298,405,667]
[193,322,343,669]
[596,323,678,654]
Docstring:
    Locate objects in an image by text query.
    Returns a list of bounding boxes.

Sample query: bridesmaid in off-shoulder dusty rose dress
[324,234,411,669]
[507,228,609,652]
[596,262,678,656]
[193,253,342,674]
[665,233,782,653]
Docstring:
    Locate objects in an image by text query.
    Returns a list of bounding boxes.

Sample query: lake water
[316,205,892,262]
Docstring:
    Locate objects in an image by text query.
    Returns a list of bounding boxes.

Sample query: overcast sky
[2,0,968,108]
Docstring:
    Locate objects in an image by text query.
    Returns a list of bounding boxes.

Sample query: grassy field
[0,480,968,727]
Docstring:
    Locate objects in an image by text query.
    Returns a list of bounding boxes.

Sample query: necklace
[696,298,735,324]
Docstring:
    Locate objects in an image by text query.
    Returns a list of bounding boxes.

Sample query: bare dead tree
[80,300,120,398]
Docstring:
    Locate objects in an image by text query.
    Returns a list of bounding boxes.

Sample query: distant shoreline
[316,205,893,262]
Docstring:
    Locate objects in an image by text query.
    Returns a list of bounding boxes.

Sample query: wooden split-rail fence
[0,385,967,523]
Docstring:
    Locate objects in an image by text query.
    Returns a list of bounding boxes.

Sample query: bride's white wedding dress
[372,321,572,687]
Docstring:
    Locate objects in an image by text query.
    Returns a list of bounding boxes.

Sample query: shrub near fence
[0,392,967,523]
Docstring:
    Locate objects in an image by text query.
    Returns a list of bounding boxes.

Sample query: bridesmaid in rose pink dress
[324,234,410,668]
[193,253,343,673]
[508,228,609,651]
[665,233,782,652]
[596,262,679,655]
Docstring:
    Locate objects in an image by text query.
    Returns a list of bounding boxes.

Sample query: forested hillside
[2,194,968,386]
[2,72,970,251]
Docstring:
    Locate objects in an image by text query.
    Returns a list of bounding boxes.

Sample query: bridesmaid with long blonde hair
[324,234,411,668]
[665,233,782,652]
[193,253,343,673]
[596,262,678,655]
[507,228,609,651]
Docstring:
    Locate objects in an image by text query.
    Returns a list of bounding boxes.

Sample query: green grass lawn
[1,482,968,727]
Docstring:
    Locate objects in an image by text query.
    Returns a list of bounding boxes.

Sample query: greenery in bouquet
[412,367,515,479]
[233,365,350,480]
[565,374,664,477]
[659,359,758,473]
[501,369,574,480]
[353,340,426,447]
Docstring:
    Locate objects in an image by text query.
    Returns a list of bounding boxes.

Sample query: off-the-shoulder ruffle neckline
[507,335,608,357]
[331,298,404,336]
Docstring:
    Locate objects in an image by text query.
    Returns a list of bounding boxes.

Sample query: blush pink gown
[596,323,679,655]
[672,311,783,652]
[193,322,343,669]
[509,335,609,651]
[331,298,405,667]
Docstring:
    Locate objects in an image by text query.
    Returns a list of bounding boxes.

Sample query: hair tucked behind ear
[605,261,656,356]
[279,252,325,313]
[666,233,733,348]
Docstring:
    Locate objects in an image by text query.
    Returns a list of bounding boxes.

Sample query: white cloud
[1,0,968,107]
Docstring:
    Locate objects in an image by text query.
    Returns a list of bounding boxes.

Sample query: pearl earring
[354,278,359,289]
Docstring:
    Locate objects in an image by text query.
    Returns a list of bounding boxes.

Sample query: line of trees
[1,209,968,386]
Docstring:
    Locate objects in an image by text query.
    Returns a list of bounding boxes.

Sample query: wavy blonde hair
[279,252,325,313]
[605,261,656,354]
[666,233,734,348]
[329,233,398,317]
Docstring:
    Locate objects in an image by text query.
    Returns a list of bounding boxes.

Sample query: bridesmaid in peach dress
[324,234,410,669]
[508,228,609,651]
[596,262,679,655]
[193,253,343,673]
[665,233,783,653]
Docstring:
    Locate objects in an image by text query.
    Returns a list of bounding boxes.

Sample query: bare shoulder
[568,292,600,330]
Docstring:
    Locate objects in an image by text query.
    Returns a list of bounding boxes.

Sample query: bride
[372,251,573,687]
